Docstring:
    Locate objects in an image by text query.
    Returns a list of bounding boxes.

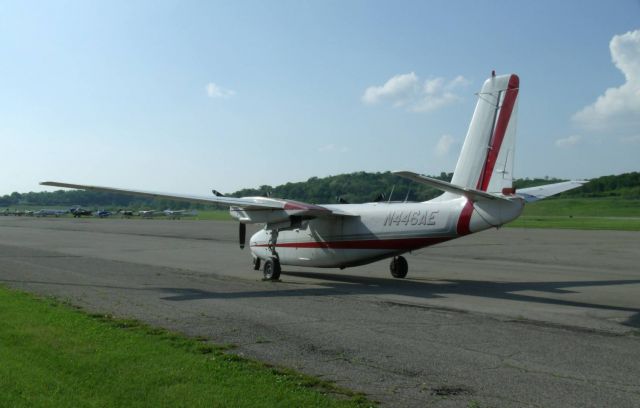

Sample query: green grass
[507,216,640,231]
[518,197,640,217]
[192,210,233,221]
[0,286,371,408]
[5,197,640,231]
[507,197,640,231]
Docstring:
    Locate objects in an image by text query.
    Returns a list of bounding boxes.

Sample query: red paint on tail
[477,74,519,192]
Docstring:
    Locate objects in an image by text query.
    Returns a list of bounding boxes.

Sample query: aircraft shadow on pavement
[157,272,640,329]
[2,274,639,329]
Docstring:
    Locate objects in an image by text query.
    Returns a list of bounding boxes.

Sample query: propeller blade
[239,223,246,249]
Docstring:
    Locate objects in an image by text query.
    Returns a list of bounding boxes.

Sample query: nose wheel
[390,256,408,278]
[263,258,281,281]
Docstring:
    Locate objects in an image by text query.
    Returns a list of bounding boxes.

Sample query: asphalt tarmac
[1,217,639,407]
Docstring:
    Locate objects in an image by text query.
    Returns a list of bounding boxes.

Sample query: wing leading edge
[39,181,354,223]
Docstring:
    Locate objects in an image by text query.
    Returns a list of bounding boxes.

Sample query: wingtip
[569,179,589,185]
[392,170,417,176]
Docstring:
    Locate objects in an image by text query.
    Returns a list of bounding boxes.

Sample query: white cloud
[362,72,419,106]
[555,135,582,148]
[205,82,236,98]
[435,134,455,156]
[362,73,468,113]
[448,75,471,89]
[572,29,640,132]
[318,144,350,153]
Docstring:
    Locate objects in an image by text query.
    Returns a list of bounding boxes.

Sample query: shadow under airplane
[3,272,638,330]
[156,271,640,329]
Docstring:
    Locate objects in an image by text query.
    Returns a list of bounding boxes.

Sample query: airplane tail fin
[450,73,519,194]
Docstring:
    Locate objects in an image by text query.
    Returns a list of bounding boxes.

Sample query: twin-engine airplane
[42,73,585,280]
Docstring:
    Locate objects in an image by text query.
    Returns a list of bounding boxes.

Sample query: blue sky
[1,0,639,195]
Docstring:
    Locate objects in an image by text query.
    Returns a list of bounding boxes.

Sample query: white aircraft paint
[41,72,586,280]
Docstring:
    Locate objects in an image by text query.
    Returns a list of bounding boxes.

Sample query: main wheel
[253,257,261,271]
[263,258,281,280]
[390,256,408,278]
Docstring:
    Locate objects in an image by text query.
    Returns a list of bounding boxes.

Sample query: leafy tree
[2,171,638,209]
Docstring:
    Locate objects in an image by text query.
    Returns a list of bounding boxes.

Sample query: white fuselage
[249,195,524,268]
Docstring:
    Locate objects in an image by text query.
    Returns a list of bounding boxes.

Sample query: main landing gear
[390,256,408,278]
[263,257,281,281]
[259,228,282,281]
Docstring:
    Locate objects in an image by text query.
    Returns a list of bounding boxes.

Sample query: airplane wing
[41,181,284,209]
[39,181,355,221]
[516,180,588,203]
[393,171,508,202]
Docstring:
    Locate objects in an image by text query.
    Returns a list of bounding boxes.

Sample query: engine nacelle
[230,207,292,224]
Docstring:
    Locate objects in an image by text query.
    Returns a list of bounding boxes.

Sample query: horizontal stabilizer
[517,180,588,203]
[393,171,510,202]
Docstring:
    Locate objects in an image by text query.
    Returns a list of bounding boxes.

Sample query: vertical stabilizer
[450,73,519,193]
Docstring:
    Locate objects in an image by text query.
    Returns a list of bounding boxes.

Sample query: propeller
[239,223,246,249]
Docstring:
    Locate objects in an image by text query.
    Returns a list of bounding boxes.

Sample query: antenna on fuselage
[387,185,395,203]
[403,190,411,202]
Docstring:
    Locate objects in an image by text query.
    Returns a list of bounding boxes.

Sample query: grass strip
[192,210,234,221]
[507,216,640,231]
[519,197,640,218]
[0,286,371,407]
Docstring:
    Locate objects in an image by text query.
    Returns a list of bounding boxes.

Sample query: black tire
[263,258,281,280]
[253,257,261,271]
[390,256,408,278]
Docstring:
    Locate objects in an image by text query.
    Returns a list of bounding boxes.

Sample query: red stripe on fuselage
[456,200,474,236]
[252,236,451,250]
[478,74,519,192]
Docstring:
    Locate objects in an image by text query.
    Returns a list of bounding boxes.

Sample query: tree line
[1,171,638,209]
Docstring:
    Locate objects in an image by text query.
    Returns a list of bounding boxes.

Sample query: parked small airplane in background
[3,209,35,216]
[96,210,112,218]
[163,209,197,219]
[117,209,135,218]
[42,72,586,281]
[34,209,67,217]
[70,206,93,217]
